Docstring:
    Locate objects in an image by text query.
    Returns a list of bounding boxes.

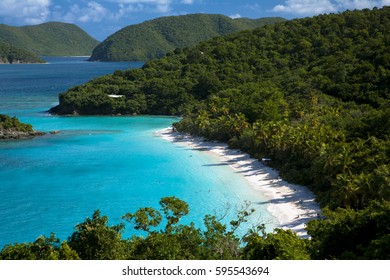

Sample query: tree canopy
[0,114,46,139]
[0,42,45,64]
[88,14,285,61]
[0,22,99,56]
[0,197,312,260]
[0,114,34,132]
[4,197,388,259]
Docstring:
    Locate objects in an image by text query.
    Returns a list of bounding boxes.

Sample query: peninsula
[0,114,45,139]
[0,42,45,64]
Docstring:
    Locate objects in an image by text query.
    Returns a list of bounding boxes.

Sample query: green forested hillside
[88,14,285,61]
[45,6,390,259]
[0,42,45,63]
[0,22,99,56]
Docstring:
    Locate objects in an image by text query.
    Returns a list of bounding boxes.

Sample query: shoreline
[156,127,322,238]
[0,129,46,140]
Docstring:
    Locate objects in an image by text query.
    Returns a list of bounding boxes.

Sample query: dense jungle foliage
[47,6,390,259]
[89,14,285,61]
[0,114,34,132]
[0,114,45,139]
[0,42,45,64]
[1,197,390,260]
[0,22,99,56]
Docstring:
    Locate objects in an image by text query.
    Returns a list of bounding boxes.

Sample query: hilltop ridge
[89,14,285,61]
[0,22,99,57]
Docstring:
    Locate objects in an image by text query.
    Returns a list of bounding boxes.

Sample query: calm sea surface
[0,57,276,248]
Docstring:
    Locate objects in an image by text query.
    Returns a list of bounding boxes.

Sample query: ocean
[0,57,276,249]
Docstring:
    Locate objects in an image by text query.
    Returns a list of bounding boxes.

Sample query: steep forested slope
[88,14,285,61]
[0,42,45,63]
[47,6,390,259]
[0,22,99,56]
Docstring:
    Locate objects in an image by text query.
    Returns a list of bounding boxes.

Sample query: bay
[0,57,276,249]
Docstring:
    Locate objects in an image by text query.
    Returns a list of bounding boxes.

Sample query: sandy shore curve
[156,127,322,238]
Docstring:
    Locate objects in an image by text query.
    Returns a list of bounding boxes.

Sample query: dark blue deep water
[0,57,276,249]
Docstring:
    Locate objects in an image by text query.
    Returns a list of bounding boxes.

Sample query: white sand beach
[156,127,322,238]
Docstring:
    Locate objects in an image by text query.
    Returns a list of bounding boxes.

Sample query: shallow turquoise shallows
[0,57,276,249]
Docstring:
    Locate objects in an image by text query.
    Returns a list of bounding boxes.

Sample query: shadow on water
[202,163,230,167]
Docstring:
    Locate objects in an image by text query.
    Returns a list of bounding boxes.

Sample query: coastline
[156,127,322,238]
[0,129,46,140]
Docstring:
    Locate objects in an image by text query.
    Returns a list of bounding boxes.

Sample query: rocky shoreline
[0,129,46,140]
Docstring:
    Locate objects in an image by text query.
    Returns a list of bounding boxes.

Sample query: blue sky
[0,0,389,41]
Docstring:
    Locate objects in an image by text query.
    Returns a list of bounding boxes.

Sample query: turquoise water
[0,57,276,249]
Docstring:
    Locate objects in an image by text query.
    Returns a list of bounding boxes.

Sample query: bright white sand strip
[156,127,322,238]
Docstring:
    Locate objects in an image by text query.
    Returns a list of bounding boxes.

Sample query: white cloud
[111,0,194,4]
[112,0,171,5]
[230,13,242,19]
[336,0,378,9]
[63,1,109,23]
[80,1,109,22]
[156,4,171,13]
[273,0,388,16]
[181,0,194,4]
[58,0,194,23]
[273,0,337,15]
[109,0,195,14]
[0,0,51,24]
[115,3,144,16]
[0,0,196,25]
[109,0,171,14]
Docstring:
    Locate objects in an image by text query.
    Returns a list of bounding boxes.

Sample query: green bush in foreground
[1,197,389,260]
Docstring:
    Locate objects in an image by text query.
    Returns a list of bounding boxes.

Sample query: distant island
[0,114,45,139]
[0,22,99,60]
[89,14,285,61]
[0,42,45,64]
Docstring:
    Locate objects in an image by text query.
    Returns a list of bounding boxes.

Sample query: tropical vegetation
[0,197,314,260]
[2,197,389,260]
[0,114,34,132]
[89,14,285,61]
[0,114,44,139]
[0,22,99,56]
[0,42,45,64]
[7,6,390,259]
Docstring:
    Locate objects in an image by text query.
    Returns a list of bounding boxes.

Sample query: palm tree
[333,173,361,207]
